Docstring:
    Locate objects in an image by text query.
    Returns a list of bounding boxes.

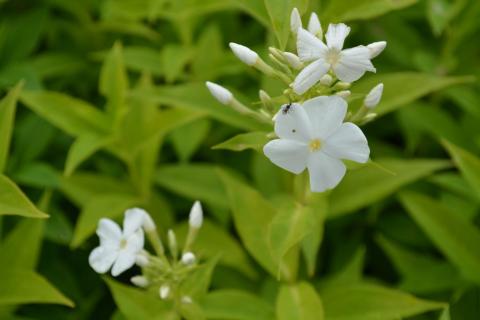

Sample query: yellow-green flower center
[309,139,322,152]
[120,238,128,249]
[325,48,340,66]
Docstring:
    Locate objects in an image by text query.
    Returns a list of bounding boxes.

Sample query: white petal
[296,28,327,62]
[334,46,375,82]
[302,96,347,139]
[123,208,145,237]
[307,12,322,37]
[292,58,330,95]
[97,219,122,247]
[367,41,387,59]
[263,139,309,174]
[290,7,302,34]
[273,103,312,141]
[307,152,346,192]
[323,123,370,163]
[325,23,351,50]
[125,229,145,254]
[89,246,117,274]
[111,250,136,276]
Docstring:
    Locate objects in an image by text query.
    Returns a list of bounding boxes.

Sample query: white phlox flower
[293,24,378,94]
[263,96,370,192]
[89,211,145,276]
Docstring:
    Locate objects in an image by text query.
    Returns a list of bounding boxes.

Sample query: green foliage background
[1,0,480,319]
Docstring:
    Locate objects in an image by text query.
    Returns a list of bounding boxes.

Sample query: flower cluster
[89,201,204,303]
[206,8,386,192]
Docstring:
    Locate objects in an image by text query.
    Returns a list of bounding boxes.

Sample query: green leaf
[276,282,324,320]
[319,247,366,291]
[131,83,270,131]
[155,164,229,209]
[399,191,480,285]
[322,283,445,320]
[122,46,163,75]
[212,131,270,152]
[329,159,450,218]
[0,269,74,307]
[100,42,128,121]
[322,0,418,22]
[20,91,110,137]
[160,44,191,83]
[201,289,274,320]
[353,73,473,117]
[65,133,113,176]
[442,140,480,199]
[0,82,23,173]
[105,278,176,320]
[171,118,211,162]
[174,220,258,279]
[181,256,219,299]
[70,193,139,248]
[376,235,464,294]
[0,175,48,218]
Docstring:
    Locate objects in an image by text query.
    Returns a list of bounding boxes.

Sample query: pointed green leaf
[276,282,324,320]
[212,131,270,152]
[65,133,113,176]
[320,247,366,291]
[322,0,418,22]
[171,118,211,162]
[399,191,480,285]
[329,159,450,218]
[180,256,219,299]
[0,175,48,218]
[0,82,23,173]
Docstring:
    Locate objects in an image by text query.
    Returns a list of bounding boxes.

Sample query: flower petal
[307,152,346,192]
[274,103,312,141]
[263,139,309,174]
[334,46,375,82]
[292,58,330,95]
[325,23,350,50]
[111,250,136,277]
[123,208,145,237]
[97,219,122,247]
[125,229,145,254]
[323,123,370,163]
[297,28,327,62]
[302,96,347,139]
[89,246,117,274]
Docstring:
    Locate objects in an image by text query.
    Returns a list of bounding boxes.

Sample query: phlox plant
[1,0,480,320]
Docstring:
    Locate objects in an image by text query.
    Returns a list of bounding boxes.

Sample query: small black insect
[282,103,293,114]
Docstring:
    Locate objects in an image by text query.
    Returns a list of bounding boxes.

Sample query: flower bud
[282,52,303,70]
[319,74,333,86]
[142,212,156,231]
[307,12,322,37]
[367,41,387,59]
[334,81,351,90]
[229,42,259,66]
[259,90,271,103]
[290,8,302,35]
[206,81,233,105]
[181,252,196,265]
[135,251,149,267]
[131,276,149,288]
[167,229,178,258]
[181,296,193,304]
[159,285,170,300]
[189,201,203,229]
[336,90,351,99]
[364,83,383,109]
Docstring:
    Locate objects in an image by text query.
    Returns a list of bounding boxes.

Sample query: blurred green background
[1,0,480,319]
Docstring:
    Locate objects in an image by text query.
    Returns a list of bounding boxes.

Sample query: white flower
[263,96,369,192]
[181,252,196,265]
[293,24,377,94]
[131,275,149,288]
[307,12,322,37]
[159,285,170,300]
[282,52,303,69]
[206,81,233,105]
[367,41,387,59]
[189,201,203,228]
[229,43,259,66]
[125,207,156,231]
[364,83,384,109]
[89,212,145,276]
[290,8,302,35]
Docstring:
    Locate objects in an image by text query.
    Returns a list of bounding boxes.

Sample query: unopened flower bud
[364,83,384,109]
[307,12,322,37]
[336,90,351,99]
[142,213,156,231]
[290,8,302,35]
[229,42,259,66]
[167,229,178,258]
[282,52,303,69]
[206,81,233,105]
[135,252,149,267]
[181,296,193,304]
[159,285,170,300]
[181,252,196,265]
[259,90,271,103]
[334,81,351,90]
[367,41,387,59]
[131,276,149,288]
[319,74,333,86]
[189,201,203,229]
